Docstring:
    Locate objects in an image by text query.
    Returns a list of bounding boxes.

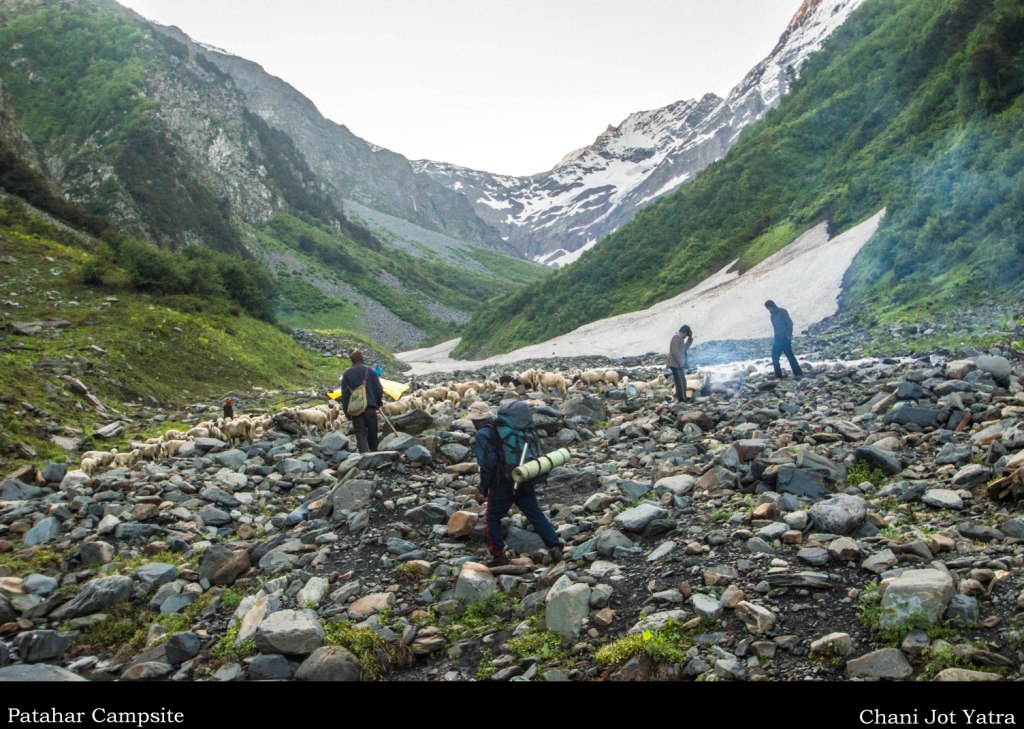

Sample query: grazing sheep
[81,450,117,467]
[381,400,409,417]
[161,439,188,458]
[138,442,161,461]
[538,372,567,395]
[207,426,228,442]
[295,408,329,436]
[519,368,540,390]
[164,429,187,442]
[111,450,139,469]
[604,370,620,386]
[79,457,101,477]
[423,387,448,403]
[220,418,253,446]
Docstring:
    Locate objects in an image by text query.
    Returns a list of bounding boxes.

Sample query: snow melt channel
[398,210,885,376]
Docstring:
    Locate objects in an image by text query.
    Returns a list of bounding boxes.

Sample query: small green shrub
[322,621,412,681]
[847,460,888,486]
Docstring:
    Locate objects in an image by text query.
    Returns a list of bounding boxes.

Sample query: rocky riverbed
[1,330,1023,683]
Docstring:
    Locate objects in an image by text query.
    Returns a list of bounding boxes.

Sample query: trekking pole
[379,410,399,436]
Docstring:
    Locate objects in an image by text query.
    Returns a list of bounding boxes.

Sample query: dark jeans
[772,338,803,378]
[668,367,687,401]
[485,481,559,557]
[351,407,379,452]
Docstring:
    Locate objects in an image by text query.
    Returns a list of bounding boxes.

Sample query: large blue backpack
[494,400,543,487]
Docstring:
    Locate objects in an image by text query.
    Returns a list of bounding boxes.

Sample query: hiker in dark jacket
[667,325,694,402]
[468,401,563,567]
[765,300,803,378]
[341,348,384,452]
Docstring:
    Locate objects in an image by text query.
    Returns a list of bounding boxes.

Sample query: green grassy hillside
[455,0,1024,357]
[253,213,546,344]
[0,202,345,470]
[0,0,548,349]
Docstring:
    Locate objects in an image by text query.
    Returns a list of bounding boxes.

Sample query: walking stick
[379,409,399,436]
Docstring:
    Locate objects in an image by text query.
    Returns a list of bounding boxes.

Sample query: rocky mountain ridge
[414,0,866,262]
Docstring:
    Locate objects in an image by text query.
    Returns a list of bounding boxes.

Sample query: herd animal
[73,365,681,479]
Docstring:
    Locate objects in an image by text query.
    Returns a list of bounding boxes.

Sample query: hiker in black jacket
[340,348,384,452]
[765,300,803,379]
[467,401,563,567]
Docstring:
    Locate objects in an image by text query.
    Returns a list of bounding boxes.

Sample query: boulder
[329,479,374,517]
[295,646,363,681]
[545,583,591,641]
[809,494,867,535]
[198,546,251,586]
[853,445,903,477]
[24,517,61,546]
[59,575,133,618]
[447,511,479,538]
[846,648,913,679]
[880,569,955,628]
[348,592,397,620]
[254,610,324,655]
[613,503,669,532]
[454,563,497,604]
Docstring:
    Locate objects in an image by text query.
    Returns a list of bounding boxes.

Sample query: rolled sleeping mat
[512,448,572,484]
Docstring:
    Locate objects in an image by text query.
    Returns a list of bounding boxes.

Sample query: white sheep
[161,439,188,458]
[381,400,409,417]
[138,442,161,461]
[538,372,567,395]
[295,408,329,436]
[80,457,101,477]
[112,450,139,469]
[220,417,253,445]
[81,449,117,467]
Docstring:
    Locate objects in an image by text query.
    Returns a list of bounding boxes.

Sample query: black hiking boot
[486,553,509,568]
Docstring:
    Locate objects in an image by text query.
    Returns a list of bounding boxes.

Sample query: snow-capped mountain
[413,0,865,264]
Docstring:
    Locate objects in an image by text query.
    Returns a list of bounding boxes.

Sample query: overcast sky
[117,0,801,176]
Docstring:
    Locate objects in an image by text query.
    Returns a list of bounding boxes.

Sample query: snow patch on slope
[398,210,884,375]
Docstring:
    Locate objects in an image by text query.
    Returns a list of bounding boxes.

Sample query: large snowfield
[398,209,885,375]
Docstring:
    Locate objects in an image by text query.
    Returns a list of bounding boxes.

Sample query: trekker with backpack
[467,400,565,567]
[341,348,384,453]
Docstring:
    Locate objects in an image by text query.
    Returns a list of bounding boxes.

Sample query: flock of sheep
[74,366,673,477]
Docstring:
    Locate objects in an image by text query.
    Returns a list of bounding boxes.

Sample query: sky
[116,0,802,177]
